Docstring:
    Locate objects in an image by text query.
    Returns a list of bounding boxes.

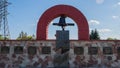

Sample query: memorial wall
[0,40,120,68]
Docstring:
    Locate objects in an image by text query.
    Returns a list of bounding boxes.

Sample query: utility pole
[0,0,10,40]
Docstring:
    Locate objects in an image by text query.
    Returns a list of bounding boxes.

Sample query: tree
[0,35,9,40]
[17,31,35,40]
[107,37,118,40]
[90,29,100,40]
[0,35,4,40]
[90,30,94,40]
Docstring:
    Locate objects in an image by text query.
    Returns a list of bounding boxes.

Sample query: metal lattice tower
[0,0,10,40]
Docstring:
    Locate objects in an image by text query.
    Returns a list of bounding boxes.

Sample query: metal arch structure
[37,5,89,40]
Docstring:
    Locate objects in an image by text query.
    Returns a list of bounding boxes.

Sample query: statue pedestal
[54,30,69,68]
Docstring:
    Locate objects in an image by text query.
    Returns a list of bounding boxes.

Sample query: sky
[7,0,120,40]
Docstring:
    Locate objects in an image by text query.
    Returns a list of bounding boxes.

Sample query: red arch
[37,5,89,40]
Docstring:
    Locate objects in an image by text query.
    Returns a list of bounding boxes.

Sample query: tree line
[16,31,35,40]
[0,31,35,40]
[90,29,118,40]
[0,30,118,40]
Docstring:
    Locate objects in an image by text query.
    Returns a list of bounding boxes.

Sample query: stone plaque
[117,47,120,54]
[103,47,113,55]
[41,46,51,54]
[14,46,23,54]
[88,47,98,55]
[74,47,84,55]
[56,30,69,48]
[1,46,10,54]
[28,46,37,55]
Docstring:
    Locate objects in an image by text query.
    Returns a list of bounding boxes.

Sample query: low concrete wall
[0,40,120,68]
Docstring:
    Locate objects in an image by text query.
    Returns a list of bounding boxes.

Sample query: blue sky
[7,0,120,40]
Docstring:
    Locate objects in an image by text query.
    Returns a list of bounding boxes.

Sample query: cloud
[96,0,104,4]
[89,20,100,25]
[112,16,119,19]
[113,2,120,7]
[117,2,120,5]
[98,29,112,33]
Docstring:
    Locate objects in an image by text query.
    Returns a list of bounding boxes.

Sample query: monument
[0,5,120,68]
[53,15,74,52]
[53,15,74,67]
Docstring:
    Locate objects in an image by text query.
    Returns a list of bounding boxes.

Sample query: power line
[0,0,10,40]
